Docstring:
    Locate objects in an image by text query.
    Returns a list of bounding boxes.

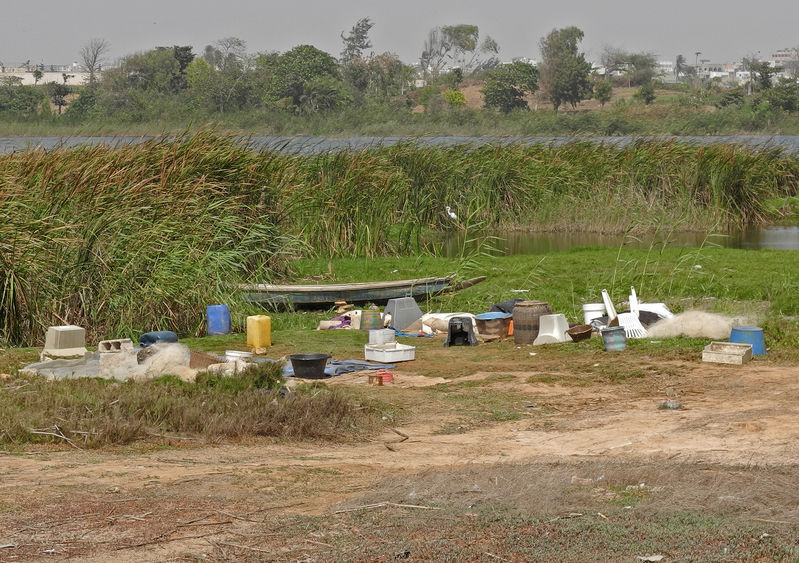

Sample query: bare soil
[459,83,664,112]
[2,355,799,560]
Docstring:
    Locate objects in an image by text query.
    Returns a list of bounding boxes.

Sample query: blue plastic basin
[729,326,766,355]
[475,312,512,320]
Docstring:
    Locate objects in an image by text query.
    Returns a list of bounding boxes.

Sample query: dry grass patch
[0,363,384,448]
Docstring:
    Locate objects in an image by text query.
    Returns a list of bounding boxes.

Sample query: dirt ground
[2,357,799,560]
[459,83,656,112]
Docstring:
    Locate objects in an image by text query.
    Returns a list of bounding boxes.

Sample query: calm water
[4,134,799,154]
[440,226,799,255]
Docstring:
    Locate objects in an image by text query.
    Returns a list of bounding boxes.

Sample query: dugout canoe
[241,275,485,306]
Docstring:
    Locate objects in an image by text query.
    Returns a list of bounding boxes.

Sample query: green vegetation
[481,61,539,113]
[0,362,378,448]
[3,24,799,136]
[0,132,296,346]
[2,132,798,347]
[538,26,593,111]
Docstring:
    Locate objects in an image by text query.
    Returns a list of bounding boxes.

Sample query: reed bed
[282,140,799,256]
[0,131,295,346]
[2,131,798,346]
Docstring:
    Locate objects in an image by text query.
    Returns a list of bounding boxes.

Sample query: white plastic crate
[364,343,415,363]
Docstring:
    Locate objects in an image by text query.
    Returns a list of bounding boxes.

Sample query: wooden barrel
[512,301,552,344]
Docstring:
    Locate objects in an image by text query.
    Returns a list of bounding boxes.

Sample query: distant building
[0,67,92,86]
[771,48,799,64]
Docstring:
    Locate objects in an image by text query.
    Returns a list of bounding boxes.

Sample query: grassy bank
[4,100,799,137]
[2,132,798,346]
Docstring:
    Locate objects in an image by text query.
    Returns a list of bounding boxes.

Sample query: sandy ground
[1,359,798,560]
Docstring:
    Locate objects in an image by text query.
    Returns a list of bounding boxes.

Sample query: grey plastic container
[384,297,423,331]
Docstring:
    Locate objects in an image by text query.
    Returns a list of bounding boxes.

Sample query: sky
[2,0,797,68]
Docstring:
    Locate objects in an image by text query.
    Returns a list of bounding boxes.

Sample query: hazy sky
[2,0,797,67]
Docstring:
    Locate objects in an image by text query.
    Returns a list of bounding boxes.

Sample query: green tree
[715,86,745,109]
[266,45,341,112]
[340,17,374,63]
[762,78,799,111]
[482,61,538,113]
[594,79,612,107]
[442,88,467,108]
[105,48,182,94]
[748,60,778,91]
[634,81,656,104]
[442,24,499,72]
[298,76,351,114]
[189,38,251,112]
[0,81,45,115]
[343,53,412,103]
[420,24,499,78]
[601,46,656,86]
[32,69,43,85]
[46,81,69,114]
[64,88,100,118]
[675,54,688,80]
[539,27,593,111]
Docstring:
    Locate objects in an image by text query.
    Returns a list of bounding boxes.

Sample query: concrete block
[44,325,85,349]
[98,338,134,353]
[99,339,138,380]
[41,325,88,360]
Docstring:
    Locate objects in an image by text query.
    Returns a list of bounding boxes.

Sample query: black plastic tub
[288,353,332,378]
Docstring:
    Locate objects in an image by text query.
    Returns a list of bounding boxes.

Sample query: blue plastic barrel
[729,326,766,355]
[207,304,231,335]
[139,330,178,347]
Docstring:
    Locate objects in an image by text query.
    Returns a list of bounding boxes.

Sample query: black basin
[288,353,332,379]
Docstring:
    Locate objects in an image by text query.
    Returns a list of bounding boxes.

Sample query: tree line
[2,20,798,123]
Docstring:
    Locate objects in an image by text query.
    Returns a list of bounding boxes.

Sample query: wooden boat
[241,275,485,306]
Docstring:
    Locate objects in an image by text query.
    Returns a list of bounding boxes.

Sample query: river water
[439,226,799,255]
[3,134,799,155]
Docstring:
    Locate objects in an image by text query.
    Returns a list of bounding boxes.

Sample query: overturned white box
[41,325,88,360]
[702,341,753,365]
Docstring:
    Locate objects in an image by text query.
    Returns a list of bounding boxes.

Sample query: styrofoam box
[364,343,415,363]
[702,341,753,365]
[368,328,396,345]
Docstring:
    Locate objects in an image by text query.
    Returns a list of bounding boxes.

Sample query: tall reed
[3,132,798,346]
[0,131,296,346]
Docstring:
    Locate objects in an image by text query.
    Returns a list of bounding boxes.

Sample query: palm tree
[675,54,686,80]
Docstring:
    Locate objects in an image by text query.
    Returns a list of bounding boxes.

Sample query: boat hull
[241,276,455,306]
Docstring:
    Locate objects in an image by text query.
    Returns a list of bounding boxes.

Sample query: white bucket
[225,350,253,362]
[582,303,606,324]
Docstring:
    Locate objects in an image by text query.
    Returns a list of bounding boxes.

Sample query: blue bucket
[206,304,231,335]
[729,326,766,355]
[600,326,626,351]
